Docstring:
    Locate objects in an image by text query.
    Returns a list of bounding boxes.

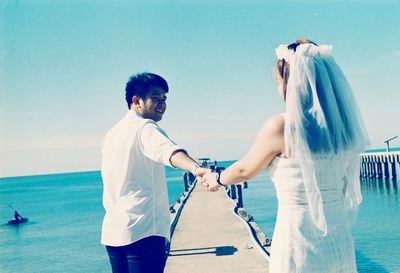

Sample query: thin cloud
[7,112,48,117]
[172,130,257,142]
[2,134,103,152]
[373,49,400,62]
[383,50,400,59]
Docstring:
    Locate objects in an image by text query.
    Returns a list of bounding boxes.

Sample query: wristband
[216,172,225,186]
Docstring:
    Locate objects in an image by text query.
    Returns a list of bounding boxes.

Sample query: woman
[202,39,369,272]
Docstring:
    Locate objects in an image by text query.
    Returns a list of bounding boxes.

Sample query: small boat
[7,217,28,225]
[198,157,211,167]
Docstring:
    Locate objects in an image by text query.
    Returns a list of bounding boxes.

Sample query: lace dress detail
[267,156,357,273]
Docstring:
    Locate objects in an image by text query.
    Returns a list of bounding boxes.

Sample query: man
[101,72,207,273]
[14,210,22,222]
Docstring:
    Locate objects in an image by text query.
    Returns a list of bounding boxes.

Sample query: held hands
[200,172,220,192]
[194,167,210,178]
[192,167,221,192]
[193,167,210,185]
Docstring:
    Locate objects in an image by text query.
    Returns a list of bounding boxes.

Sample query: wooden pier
[165,182,269,273]
[360,152,400,180]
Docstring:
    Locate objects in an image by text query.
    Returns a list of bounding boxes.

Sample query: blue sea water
[0,162,399,272]
[365,147,400,153]
[0,169,186,273]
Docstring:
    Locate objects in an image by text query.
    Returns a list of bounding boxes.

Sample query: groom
[101,72,208,273]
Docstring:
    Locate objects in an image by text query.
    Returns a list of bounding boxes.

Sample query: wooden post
[359,157,364,177]
[361,156,367,177]
[230,185,237,200]
[389,154,397,180]
[376,156,383,178]
[184,173,189,192]
[397,155,400,177]
[382,155,390,179]
[371,156,376,178]
[368,156,373,178]
[364,156,369,177]
[188,172,195,184]
[237,184,243,208]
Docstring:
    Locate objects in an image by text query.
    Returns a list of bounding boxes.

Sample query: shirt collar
[126,109,143,119]
[127,110,158,123]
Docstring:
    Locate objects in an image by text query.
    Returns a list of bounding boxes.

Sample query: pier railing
[169,172,196,239]
[360,152,400,180]
[216,166,271,258]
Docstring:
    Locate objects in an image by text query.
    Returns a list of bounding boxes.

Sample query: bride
[201,39,370,272]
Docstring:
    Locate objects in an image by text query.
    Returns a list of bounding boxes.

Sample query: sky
[1,0,399,177]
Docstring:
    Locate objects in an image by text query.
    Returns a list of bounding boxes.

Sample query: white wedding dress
[267,156,358,273]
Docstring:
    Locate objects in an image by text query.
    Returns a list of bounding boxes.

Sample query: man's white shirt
[101,110,183,246]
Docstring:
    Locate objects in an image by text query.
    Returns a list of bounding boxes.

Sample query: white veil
[275,43,370,234]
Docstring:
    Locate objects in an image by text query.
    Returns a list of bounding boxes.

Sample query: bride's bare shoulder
[262,114,285,136]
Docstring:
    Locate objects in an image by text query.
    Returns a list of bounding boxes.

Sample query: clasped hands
[194,168,221,192]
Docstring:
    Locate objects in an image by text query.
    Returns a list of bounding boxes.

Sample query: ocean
[0,162,399,272]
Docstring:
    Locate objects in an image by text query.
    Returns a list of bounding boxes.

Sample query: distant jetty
[360,151,400,181]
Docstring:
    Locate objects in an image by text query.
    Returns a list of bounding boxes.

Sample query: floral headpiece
[275,43,333,63]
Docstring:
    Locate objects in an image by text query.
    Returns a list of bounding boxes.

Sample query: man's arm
[169,150,208,177]
[140,122,209,177]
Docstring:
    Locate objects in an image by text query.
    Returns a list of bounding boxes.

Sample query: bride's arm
[217,114,285,185]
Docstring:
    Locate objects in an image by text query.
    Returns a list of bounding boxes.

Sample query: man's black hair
[125,72,169,108]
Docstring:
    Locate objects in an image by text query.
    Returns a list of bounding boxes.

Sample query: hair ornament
[275,43,333,63]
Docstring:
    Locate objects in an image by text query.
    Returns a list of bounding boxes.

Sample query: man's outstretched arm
[170,150,209,177]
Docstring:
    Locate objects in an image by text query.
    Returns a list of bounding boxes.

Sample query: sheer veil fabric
[275,43,370,235]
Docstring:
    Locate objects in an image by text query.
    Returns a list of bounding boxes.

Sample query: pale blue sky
[1,0,399,177]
